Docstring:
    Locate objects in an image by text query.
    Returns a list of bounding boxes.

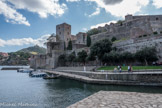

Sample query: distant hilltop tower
[56,23,71,47]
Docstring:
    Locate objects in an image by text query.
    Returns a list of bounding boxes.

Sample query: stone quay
[44,70,162,86]
[68,91,162,108]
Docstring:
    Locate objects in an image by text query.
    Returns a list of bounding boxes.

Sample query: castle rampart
[91,15,162,44]
[30,14,162,69]
[113,35,162,62]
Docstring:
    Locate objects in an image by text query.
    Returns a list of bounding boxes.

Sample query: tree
[102,51,120,65]
[86,35,91,47]
[121,52,134,64]
[0,55,3,60]
[64,42,66,51]
[86,52,96,61]
[67,52,76,65]
[111,37,117,42]
[58,54,67,66]
[87,28,100,37]
[90,39,112,62]
[135,47,158,65]
[112,47,117,51]
[67,40,72,50]
[77,50,88,65]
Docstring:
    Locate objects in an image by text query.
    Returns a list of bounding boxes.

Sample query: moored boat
[43,74,60,79]
[30,73,47,77]
[17,68,34,73]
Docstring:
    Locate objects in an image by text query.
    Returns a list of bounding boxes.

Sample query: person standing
[119,66,122,73]
[118,65,120,71]
[84,66,86,72]
[114,67,117,73]
[128,66,130,72]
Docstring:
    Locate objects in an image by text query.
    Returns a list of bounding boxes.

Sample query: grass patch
[113,38,128,43]
[97,66,162,71]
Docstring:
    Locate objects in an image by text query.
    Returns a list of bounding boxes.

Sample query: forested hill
[17,45,46,54]
[0,45,46,65]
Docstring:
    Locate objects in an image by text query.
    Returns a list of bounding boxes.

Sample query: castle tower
[125,14,133,21]
[56,23,71,47]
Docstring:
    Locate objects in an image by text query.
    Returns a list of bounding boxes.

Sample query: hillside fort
[30,14,162,69]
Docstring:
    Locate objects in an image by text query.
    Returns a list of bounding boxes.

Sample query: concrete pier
[68,91,162,108]
[44,70,162,86]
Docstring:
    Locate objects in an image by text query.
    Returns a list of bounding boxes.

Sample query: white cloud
[7,0,67,18]
[66,0,80,2]
[0,1,30,26]
[0,0,67,26]
[86,0,149,17]
[88,7,100,17]
[153,0,162,8]
[0,34,50,47]
[82,28,88,31]
[90,20,117,29]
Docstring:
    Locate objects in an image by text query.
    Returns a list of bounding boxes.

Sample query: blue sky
[0,0,162,52]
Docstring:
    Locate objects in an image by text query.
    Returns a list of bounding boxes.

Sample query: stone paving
[68,91,162,108]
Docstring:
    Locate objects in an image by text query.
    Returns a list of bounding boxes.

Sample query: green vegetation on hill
[113,37,128,43]
[0,45,46,65]
[6,52,31,65]
[86,28,100,37]
[18,45,46,54]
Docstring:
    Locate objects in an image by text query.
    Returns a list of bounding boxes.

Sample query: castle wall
[30,55,46,69]
[126,15,162,33]
[74,47,90,55]
[91,15,162,44]
[72,44,87,50]
[76,32,87,45]
[113,35,162,62]
[71,35,77,41]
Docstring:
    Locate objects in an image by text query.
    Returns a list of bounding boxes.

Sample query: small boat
[17,68,34,73]
[43,75,60,79]
[30,73,47,77]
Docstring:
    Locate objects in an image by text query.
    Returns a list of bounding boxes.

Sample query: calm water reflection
[0,66,162,108]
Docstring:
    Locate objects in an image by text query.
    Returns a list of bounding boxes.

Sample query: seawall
[44,70,162,86]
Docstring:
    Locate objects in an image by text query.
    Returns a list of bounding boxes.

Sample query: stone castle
[30,14,162,69]
[30,23,88,69]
